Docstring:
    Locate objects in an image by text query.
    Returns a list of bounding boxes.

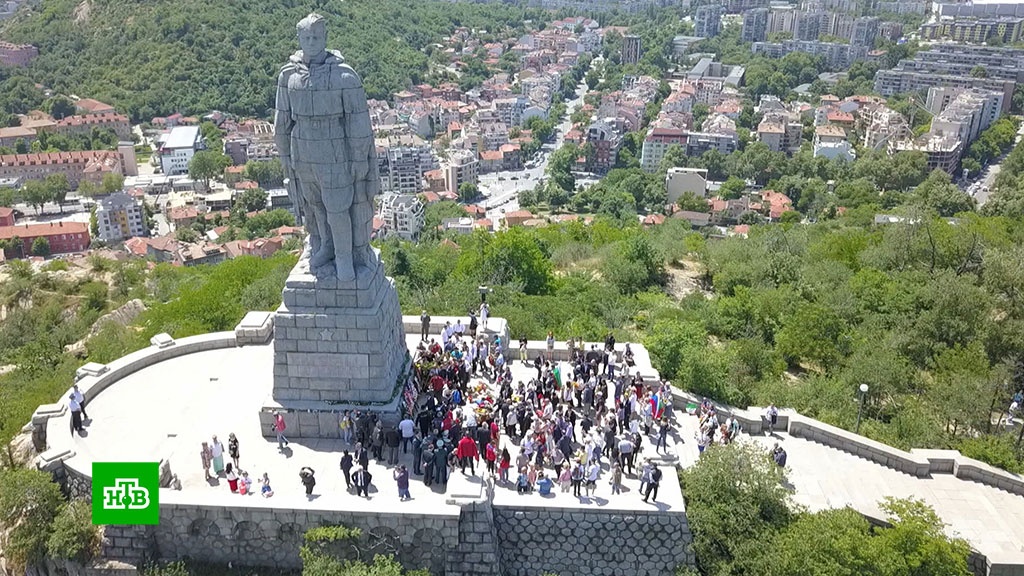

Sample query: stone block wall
[492,506,693,576]
[273,255,407,405]
[138,502,459,574]
[447,500,502,576]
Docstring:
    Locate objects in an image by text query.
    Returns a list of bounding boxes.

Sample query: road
[481,79,591,223]
[969,121,1024,206]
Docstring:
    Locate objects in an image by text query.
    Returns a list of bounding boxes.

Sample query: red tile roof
[0,221,88,240]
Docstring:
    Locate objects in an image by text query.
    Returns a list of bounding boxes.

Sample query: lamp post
[855,383,869,435]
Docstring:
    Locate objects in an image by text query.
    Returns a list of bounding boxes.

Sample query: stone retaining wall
[492,506,693,576]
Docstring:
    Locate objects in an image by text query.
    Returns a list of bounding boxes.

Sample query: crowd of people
[200,432,275,497]
[392,321,677,504]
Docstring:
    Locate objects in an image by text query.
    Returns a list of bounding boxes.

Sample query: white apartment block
[378,193,425,241]
[158,126,204,176]
[376,133,437,195]
[445,149,479,195]
[96,191,147,242]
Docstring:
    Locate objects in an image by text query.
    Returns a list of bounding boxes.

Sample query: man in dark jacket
[643,465,662,503]
[476,422,492,457]
[385,426,401,465]
[412,434,424,475]
[339,451,354,489]
[355,443,370,470]
[353,466,372,498]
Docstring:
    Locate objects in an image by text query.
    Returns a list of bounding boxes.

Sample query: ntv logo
[92,462,160,525]
[102,479,150,510]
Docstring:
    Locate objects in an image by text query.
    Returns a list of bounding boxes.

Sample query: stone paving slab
[52,330,684,516]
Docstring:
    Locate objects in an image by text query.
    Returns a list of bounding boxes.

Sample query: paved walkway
[670,408,1024,565]
[57,336,683,515]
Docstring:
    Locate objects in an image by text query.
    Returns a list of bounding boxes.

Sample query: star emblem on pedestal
[320,329,333,341]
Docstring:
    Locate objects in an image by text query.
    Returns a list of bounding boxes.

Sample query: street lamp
[855,383,869,434]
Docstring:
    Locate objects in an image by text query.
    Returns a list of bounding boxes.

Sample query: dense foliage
[1,0,552,121]
[680,443,971,576]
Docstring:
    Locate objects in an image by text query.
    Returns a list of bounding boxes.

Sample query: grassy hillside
[0,0,538,121]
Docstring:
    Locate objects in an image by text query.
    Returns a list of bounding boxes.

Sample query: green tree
[243,159,284,188]
[102,172,125,194]
[602,232,666,295]
[0,468,64,572]
[22,179,52,214]
[44,173,70,213]
[31,236,50,257]
[188,150,230,189]
[679,443,794,576]
[547,143,578,192]
[175,226,199,243]
[236,187,269,213]
[720,176,747,200]
[775,303,848,370]
[46,499,101,564]
[458,182,479,202]
[911,170,975,217]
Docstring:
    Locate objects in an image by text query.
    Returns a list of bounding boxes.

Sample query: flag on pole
[553,364,563,388]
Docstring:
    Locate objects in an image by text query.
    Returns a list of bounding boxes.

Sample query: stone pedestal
[270,248,408,408]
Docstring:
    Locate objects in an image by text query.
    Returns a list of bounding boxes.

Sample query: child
[225,463,239,493]
[239,471,252,495]
[260,473,274,497]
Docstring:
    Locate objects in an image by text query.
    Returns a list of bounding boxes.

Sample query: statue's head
[297,13,327,57]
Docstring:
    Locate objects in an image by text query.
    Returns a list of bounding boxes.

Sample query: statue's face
[298,25,327,57]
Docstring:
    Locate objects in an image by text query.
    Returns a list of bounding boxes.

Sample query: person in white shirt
[72,384,89,420]
[68,393,84,436]
[398,416,415,453]
[585,461,601,496]
[480,302,489,330]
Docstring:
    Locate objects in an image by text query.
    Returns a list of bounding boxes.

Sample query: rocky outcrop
[65,299,146,356]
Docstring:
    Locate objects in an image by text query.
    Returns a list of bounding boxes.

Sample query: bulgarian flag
[553,364,563,388]
[652,392,665,420]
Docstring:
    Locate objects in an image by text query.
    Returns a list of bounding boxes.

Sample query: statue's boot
[310,246,332,268]
[335,253,356,282]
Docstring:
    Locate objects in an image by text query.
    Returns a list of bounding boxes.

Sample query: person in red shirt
[457,434,479,475]
[485,441,498,477]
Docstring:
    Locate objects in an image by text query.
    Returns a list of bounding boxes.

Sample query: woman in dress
[200,442,213,480]
[225,463,239,493]
[210,435,225,475]
[227,433,240,469]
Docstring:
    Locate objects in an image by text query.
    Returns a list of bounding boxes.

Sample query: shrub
[47,499,102,563]
[0,468,64,571]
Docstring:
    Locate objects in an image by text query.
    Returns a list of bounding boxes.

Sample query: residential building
[223,237,284,260]
[753,40,868,69]
[851,16,880,47]
[936,1,1024,19]
[686,114,740,156]
[0,150,124,188]
[0,206,14,227]
[768,5,798,36]
[813,125,854,161]
[444,149,478,195]
[879,21,904,41]
[641,127,687,172]
[757,112,803,154]
[695,4,724,38]
[874,45,1024,111]
[927,87,1003,148]
[75,99,116,115]
[0,221,90,255]
[686,57,745,88]
[0,126,37,148]
[875,0,927,14]
[96,192,147,242]
[54,112,132,139]
[920,17,1024,44]
[493,97,528,127]
[376,132,436,195]
[378,193,425,241]
[724,0,769,13]
[892,131,964,174]
[621,34,642,65]
[794,10,829,40]
[177,242,227,267]
[742,8,769,43]
[862,107,910,151]
[586,119,624,175]
[158,126,204,176]
[0,41,37,66]
[665,167,709,204]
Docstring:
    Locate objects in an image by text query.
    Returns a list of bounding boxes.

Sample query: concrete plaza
[55,334,685,514]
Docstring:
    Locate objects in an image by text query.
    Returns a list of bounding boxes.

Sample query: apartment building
[0,221,90,255]
[695,4,724,38]
[54,112,132,139]
[742,8,769,43]
[586,118,624,175]
[862,107,910,151]
[921,17,1024,43]
[752,40,867,69]
[621,34,642,65]
[96,191,147,242]
[377,193,425,241]
[757,112,803,155]
[0,150,124,188]
[444,149,478,195]
[158,126,204,176]
[927,87,1003,147]
[851,16,880,47]
[376,133,436,195]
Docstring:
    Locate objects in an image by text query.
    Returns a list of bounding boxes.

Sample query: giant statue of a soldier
[274,13,377,281]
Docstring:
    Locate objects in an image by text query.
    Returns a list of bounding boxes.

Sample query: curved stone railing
[33,332,240,486]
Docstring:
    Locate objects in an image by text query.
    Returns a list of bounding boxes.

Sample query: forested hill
[0,0,540,121]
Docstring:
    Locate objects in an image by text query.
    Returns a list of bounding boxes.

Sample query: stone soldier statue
[274,13,377,281]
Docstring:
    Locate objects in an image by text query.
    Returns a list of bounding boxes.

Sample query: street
[482,78,591,223]
[968,121,1024,206]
